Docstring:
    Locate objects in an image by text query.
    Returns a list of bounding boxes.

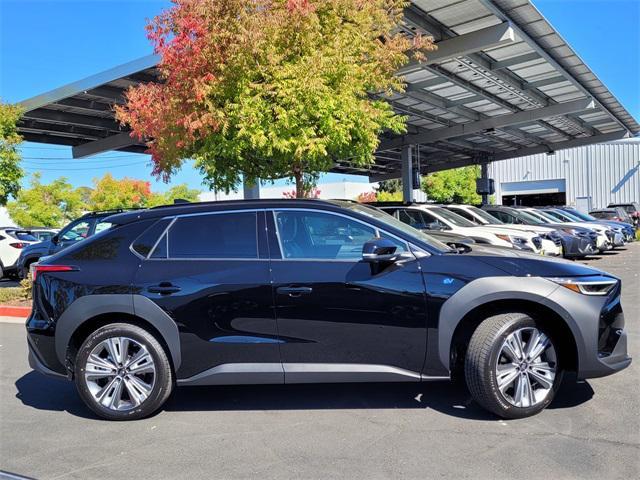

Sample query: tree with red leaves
[116,0,434,197]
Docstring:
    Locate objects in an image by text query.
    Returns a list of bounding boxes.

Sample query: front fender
[436,277,590,373]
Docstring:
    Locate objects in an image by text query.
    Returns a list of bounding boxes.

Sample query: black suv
[17,210,120,278]
[26,200,630,420]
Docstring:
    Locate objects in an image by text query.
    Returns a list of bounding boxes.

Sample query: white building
[489,138,640,211]
[199,180,379,202]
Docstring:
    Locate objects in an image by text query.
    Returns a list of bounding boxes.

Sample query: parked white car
[0,227,40,279]
[444,205,564,256]
[378,205,546,254]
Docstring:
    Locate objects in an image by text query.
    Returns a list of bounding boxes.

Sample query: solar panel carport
[17,0,639,201]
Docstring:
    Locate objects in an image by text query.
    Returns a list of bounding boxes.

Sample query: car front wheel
[465,313,563,419]
[74,323,173,421]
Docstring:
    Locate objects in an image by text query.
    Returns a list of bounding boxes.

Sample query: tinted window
[450,208,476,222]
[168,212,258,259]
[14,231,38,241]
[132,218,172,257]
[275,210,404,260]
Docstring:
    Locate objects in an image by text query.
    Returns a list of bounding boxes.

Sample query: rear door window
[168,212,258,259]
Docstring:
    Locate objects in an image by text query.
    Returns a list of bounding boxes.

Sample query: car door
[268,208,428,383]
[133,210,281,381]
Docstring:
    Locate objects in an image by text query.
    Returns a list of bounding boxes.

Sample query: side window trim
[269,208,410,261]
[146,217,176,259]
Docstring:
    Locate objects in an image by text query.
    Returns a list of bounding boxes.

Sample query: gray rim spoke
[495,327,556,409]
[85,336,156,412]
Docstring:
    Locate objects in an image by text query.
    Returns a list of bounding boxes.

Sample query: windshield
[541,210,568,221]
[563,209,595,221]
[535,210,565,223]
[553,209,583,222]
[428,207,477,227]
[333,201,451,252]
[466,206,504,225]
[514,210,546,225]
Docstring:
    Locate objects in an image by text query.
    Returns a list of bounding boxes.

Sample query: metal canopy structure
[18,0,639,189]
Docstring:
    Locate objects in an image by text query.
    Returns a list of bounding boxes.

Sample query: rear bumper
[27,335,67,379]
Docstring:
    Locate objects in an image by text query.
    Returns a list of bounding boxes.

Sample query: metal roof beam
[19,54,159,112]
[421,23,515,65]
[477,0,630,133]
[72,132,139,159]
[378,97,595,150]
[23,108,122,131]
[491,130,629,161]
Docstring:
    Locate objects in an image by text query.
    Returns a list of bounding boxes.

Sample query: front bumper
[561,235,597,258]
[547,283,631,379]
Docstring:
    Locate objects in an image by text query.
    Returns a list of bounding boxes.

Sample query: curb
[0,305,31,318]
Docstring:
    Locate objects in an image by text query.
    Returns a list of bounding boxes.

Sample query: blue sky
[1,0,638,193]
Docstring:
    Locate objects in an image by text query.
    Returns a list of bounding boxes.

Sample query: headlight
[495,234,528,246]
[546,276,618,296]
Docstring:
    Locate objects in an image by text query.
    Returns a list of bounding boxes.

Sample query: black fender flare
[437,276,589,372]
[54,294,181,370]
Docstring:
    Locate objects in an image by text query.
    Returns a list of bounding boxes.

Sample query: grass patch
[0,287,27,303]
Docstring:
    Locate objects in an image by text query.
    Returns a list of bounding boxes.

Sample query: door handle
[147,282,181,295]
[276,286,313,297]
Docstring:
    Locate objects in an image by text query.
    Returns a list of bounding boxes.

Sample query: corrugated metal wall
[489,139,640,208]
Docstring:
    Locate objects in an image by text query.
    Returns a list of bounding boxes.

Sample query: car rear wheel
[74,323,173,421]
[465,313,562,419]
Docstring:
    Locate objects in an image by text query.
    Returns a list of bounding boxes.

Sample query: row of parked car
[367,202,638,260]
[0,202,637,280]
[0,210,116,280]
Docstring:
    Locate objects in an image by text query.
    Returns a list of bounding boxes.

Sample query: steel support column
[480,162,489,205]
[401,145,414,203]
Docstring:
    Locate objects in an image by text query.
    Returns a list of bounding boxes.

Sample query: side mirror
[362,238,398,266]
[51,235,59,245]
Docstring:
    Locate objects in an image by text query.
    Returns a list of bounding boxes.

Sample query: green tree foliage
[421,166,482,205]
[116,0,435,197]
[6,173,85,227]
[376,190,403,202]
[376,179,402,194]
[88,174,154,211]
[146,184,201,207]
[0,102,25,205]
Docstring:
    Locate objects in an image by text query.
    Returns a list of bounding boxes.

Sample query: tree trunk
[294,169,304,198]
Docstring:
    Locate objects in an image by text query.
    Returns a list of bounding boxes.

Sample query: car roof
[105,199,348,225]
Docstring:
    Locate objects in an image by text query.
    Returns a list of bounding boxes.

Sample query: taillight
[32,265,76,281]
[9,242,27,249]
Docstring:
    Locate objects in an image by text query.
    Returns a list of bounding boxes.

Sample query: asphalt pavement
[0,243,638,480]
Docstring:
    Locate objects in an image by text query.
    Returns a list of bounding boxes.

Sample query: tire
[74,323,173,421]
[465,313,563,419]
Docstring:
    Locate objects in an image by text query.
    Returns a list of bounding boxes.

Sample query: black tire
[465,313,563,419]
[74,323,173,421]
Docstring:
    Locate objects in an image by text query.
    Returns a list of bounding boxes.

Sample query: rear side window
[132,218,173,257]
[168,212,258,259]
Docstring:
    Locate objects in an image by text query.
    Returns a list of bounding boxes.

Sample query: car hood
[458,244,605,277]
[473,225,536,238]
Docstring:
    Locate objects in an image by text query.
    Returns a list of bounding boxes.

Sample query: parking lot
[0,243,638,480]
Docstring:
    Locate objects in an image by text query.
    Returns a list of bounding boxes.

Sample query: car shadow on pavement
[15,371,594,421]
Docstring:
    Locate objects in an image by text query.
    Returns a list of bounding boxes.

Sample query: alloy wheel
[495,327,557,408]
[84,336,156,411]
